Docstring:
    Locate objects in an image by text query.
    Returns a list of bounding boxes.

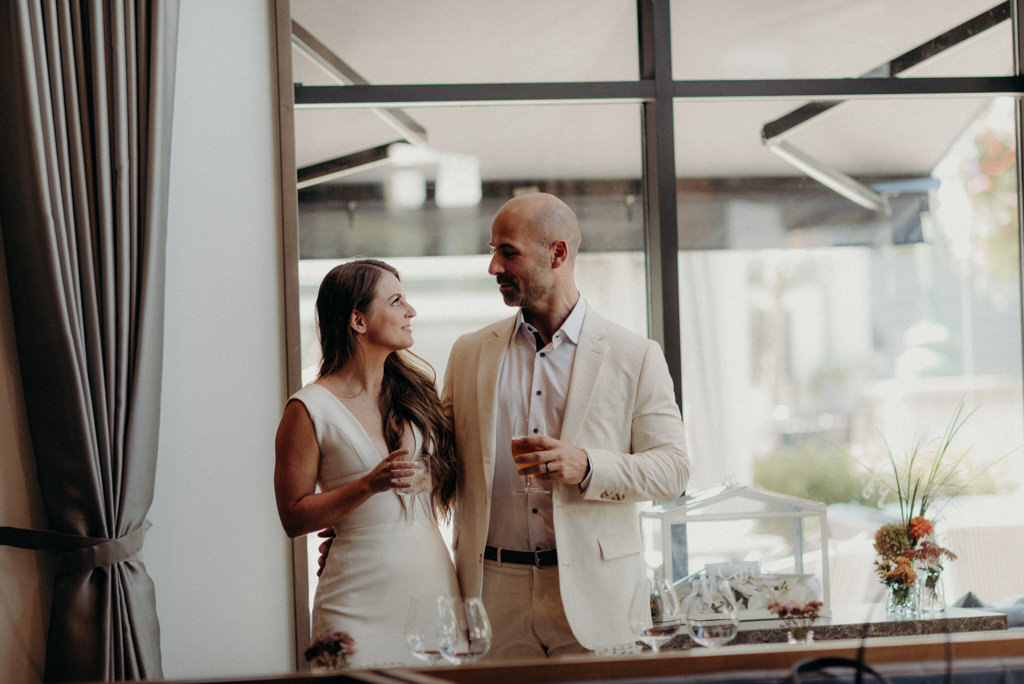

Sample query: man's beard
[497,275,549,308]
[498,278,521,306]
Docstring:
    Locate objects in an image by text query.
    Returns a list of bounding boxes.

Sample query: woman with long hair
[274,259,459,668]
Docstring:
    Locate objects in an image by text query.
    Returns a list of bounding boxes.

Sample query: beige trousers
[480,559,588,659]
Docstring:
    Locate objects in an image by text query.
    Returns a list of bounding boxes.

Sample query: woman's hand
[316,528,335,577]
[365,449,420,493]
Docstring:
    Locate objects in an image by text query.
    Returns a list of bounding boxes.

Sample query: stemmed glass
[683,576,739,648]
[404,595,457,665]
[511,415,548,495]
[441,597,492,664]
[628,575,682,653]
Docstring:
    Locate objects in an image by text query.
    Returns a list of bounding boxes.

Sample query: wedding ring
[545,462,551,473]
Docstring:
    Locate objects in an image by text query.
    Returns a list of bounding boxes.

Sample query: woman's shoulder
[289,381,332,407]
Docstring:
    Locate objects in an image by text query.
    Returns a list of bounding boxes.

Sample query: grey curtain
[0,1,178,681]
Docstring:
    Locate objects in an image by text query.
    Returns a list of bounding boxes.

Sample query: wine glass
[683,576,739,648]
[441,597,492,664]
[628,575,682,653]
[404,595,457,664]
[395,451,430,496]
[511,415,548,495]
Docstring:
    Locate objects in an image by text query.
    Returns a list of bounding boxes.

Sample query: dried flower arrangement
[766,599,823,641]
[867,401,984,613]
[304,631,356,670]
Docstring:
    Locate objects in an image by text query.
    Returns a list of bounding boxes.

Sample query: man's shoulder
[453,315,516,346]
[583,307,658,349]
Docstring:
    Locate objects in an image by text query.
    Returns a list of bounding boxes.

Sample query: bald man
[442,193,690,658]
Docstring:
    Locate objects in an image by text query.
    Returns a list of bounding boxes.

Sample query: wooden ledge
[387,631,1024,684]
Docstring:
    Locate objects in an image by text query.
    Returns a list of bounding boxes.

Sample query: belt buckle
[533,550,544,567]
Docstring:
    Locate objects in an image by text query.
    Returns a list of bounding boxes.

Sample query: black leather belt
[484,545,557,568]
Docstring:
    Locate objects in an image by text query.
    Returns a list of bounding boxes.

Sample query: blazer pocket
[598,532,642,560]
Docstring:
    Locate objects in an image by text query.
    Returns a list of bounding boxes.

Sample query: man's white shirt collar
[513,296,586,349]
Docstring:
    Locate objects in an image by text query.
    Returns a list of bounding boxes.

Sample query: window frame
[272,0,1024,667]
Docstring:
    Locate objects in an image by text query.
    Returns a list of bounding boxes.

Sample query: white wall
[146,0,294,679]
[0,228,50,684]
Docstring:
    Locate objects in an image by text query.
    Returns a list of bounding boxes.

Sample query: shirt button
[539,352,546,358]
[532,508,539,514]
[536,390,542,396]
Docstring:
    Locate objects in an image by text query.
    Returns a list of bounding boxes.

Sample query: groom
[443,192,690,657]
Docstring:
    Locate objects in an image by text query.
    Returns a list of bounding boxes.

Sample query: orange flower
[908,516,933,541]
[882,555,918,587]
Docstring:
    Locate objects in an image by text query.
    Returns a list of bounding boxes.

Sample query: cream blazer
[441,307,690,649]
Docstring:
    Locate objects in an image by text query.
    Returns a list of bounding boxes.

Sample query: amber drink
[511,421,548,494]
[511,436,541,470]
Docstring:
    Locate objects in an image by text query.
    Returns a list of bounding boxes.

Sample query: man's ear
[350,310,367,334]
[550,240,569,268]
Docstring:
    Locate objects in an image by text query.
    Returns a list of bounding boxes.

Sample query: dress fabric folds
[293,384,460,669]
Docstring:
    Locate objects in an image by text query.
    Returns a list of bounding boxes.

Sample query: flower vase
[311,653,348,672]
[918,570,946,614]
[885,582,921,620]
[787,628,814,644]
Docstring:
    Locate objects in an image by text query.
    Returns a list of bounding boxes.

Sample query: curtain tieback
[0,520,151,574]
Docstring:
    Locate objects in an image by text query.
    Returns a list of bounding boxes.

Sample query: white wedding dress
[291,383,460,668]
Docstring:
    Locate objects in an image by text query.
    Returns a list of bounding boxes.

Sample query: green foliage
[754,440,875,508]
[866,400,1008,521]
[754,403,1005,513]
[881,400,974,523]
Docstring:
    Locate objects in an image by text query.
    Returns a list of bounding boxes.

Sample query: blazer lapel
[561,310,608,445]
[476,317,516,491]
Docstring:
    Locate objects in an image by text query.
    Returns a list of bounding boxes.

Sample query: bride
[274,258,459,668]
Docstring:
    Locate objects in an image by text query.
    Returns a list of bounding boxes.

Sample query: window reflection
[679,98,1023,606]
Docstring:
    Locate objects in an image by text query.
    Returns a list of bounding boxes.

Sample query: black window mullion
[1013,0,1024,386]
[639,0,683,406]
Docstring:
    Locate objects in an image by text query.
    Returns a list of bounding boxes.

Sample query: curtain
[679,250,757,488]
[0,1,178,681]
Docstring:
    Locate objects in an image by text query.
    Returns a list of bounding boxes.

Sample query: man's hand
[316,528,335,577]
[515,434,589,485]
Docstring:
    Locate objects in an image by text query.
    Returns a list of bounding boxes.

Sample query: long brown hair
[316,259,457,517]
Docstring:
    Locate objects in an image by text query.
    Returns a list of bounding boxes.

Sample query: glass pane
[297,104,642,185]
[674,96,995,249]
[296,103,647,607]
[672,0,1013,80]
[677,96,1024,609]
[291,0,638,85]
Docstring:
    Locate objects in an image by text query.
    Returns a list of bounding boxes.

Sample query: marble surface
[663,604,1009,650]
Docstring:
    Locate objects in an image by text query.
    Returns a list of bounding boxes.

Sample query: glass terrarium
[639,484,831,620]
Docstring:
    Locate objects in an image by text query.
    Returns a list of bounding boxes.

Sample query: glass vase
[885,581,921,620]
[918,570,946,614]
[311,653,348,672]
[787,628,814,644]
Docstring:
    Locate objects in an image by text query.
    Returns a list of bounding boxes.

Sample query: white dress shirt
[485,297,587,553]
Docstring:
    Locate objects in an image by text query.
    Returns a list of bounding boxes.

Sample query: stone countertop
[663,604,1009,650]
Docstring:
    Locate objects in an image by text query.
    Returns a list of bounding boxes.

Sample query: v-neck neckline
[311,382,420,461]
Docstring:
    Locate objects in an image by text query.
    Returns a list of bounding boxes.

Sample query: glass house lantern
[639,484,831,620]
